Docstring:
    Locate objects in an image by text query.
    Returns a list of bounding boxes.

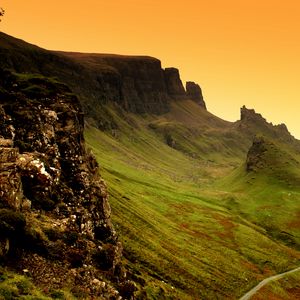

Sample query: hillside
[219,136,300,250]
[0,31,300,299]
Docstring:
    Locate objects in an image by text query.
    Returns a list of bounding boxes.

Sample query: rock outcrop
[76,54,170,114]
[237,105,299,150]
[163,67,186,100]
[186,81,206,109]
[240,105,267,123]
[246,136,268,172]
[0,70,134,299]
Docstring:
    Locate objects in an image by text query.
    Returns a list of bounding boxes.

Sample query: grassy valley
[85,100,300,299]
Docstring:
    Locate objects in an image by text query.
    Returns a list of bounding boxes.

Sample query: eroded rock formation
[164,67,186,99]
[186,81,206,109]
[0,70,134,299]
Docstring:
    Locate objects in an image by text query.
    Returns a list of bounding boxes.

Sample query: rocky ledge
[0,70,135,299]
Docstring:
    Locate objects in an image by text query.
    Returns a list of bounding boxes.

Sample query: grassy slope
[0,267,76,300]
[218,138,300,248]
[85,101,300,299]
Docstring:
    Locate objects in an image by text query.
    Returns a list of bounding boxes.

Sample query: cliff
[62,52,207,113]
[236,105,298,150]
[0,32,206,122]
[0,70,135,299]
[62,52,171,114]
[186,81,206,109]
[163,67,186,99]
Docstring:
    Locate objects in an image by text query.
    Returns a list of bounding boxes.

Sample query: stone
[186,81,207,109]
[0,69,128,299]
[240,105,266,122]
[164,68,187,99]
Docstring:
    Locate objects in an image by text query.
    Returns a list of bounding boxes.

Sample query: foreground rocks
[0,70,135,299]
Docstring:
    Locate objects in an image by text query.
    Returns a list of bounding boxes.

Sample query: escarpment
[63,52,207,114]
[0,70,135,299]
[0,32,206,122]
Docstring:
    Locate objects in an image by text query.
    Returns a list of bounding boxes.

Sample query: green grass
[217,137,300,248]
[0,268,75,300]
[85,102,300,299]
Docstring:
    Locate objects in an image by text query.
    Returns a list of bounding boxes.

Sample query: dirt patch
[213,213,238,240]
[241,260,260,273]
[252,287,285,300]
[286,287,300,299]
[287,211,300,229]
[179,222,212,240]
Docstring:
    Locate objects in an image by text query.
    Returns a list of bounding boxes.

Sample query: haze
[1,0,300,138]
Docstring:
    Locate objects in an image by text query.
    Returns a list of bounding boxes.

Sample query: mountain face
[0,69,135,299]
[0,32,206,121]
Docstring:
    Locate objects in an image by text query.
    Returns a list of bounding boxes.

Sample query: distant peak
[240,105,266,122]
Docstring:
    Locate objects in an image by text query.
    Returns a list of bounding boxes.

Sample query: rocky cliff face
[186,81,206,109]
[68,53,170,114]
[163,67,186,99]
[0,32,206,122]
[63,53,207,114]
[240,105,267,123]
[0,70,134,299]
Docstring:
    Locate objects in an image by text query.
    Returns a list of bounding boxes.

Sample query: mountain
[0,32,205,124]
[0,31,300,299]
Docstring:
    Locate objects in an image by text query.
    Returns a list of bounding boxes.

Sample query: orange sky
[1,0,300,138]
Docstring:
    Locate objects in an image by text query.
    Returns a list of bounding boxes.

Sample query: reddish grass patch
[286,287,300,299]
[213,213,238,240]
[179,222,212,240]
[257,204,282,211]
[287,211,300,229]
[241,260,260,273]
[252,287,285,300]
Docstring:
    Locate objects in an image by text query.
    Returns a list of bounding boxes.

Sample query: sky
[1,0,300,138]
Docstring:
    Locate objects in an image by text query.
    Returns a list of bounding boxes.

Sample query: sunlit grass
[85,103,300,299]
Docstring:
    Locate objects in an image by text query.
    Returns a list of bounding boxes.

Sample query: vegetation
[85,100,300,299]
[0,267,75,300]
